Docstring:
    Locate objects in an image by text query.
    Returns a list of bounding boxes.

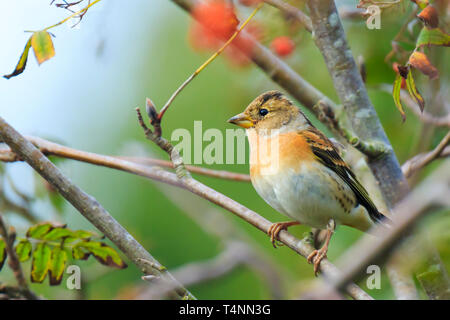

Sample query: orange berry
[192,1,239,41]
[271,36,295,57]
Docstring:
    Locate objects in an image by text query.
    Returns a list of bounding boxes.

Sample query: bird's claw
[268,221,300,248]
[307,248,327,276]
[268,223,286,248]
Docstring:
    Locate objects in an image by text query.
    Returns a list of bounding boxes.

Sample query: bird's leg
[267,221,300,248]
[307,219,336,276]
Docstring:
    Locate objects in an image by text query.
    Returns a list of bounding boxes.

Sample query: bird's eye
[259,108,269,116]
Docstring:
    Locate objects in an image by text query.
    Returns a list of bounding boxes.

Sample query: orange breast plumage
[248,130,315,178]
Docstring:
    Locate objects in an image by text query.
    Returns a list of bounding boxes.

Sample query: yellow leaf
[31,31,55,65]
[392,74,405,122]
[3,37,32,79]
[405,69,425,112]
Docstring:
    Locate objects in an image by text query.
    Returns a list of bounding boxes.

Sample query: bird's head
[227,90,311,132]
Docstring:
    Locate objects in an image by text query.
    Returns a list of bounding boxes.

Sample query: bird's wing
[299,127,389,224]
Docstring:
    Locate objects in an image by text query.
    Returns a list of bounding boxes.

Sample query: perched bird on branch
[228,90,391,274]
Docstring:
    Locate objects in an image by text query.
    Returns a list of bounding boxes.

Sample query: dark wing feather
[299,128,389,224]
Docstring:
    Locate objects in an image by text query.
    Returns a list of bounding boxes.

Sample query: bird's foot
[306,246,328,276]
[267,221,300,248]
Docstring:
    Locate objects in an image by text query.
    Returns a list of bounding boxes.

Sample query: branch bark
[171,0,386,158]
[402,131,450,178]
[0,117,194,300]
[306,0,409,208]
[264,0,312,32]
[0,132,371,298]
[0,215,38,300]
[306,162,450,298]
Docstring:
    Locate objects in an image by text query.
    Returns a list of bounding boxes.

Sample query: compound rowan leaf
[73,230,98,240]
[72,244,90,260]
[27,223,53,239]
[416,27,450,47]
[405,69,425,112]
[15,239,32,262]
[43,227,74,241]
[49,246,68,286]
[78,241,127,269]
[0,238,6,271]
[409,51,439,80]
[31,31,55,65]
[3,38,32,79]
[31,243,52,283]
[392,74,406,122]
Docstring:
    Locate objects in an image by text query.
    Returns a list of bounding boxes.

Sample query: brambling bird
[228,91,390,274]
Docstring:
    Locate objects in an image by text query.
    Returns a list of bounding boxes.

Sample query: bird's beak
[227,113,253,128]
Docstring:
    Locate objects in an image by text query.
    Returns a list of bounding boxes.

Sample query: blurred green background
[0,0,448,299]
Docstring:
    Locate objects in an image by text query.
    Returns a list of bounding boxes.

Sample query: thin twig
[264,0,312,32]
[307,0,409,208]
[305,163,450,298]
[0,138,251,182]
[0,116,195,300]
[402,131,450,178]
[135,103,373,300]
[171,0,386,159]
[0,215,38,300]
[157,3,263,122]
[44,0,101,31]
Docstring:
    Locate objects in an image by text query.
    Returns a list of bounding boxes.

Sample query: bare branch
[264,0,312,32]
[140,241,282,299]
[0,116,195,300]
[135,104,373,300]
[307,0,408,208]
[305,163,450,298]
[171,0,385,159]
[0,216,38,300]
[1,131,371,299]
[0,136,250,182]
[402,131,450,178]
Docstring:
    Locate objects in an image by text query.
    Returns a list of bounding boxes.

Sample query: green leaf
[416,27,450,48]
[0,238,7,271]
[26,223,53,239]
[15,239,32,262]
[31,31,55,65]
[3,37,32,79]
[405,69,425,112]
[49,247,68,286]
[43,227,74,241]
[72,244,90,260]
[73,230,98,240]
[79,241,127,269]
[31,243,52,283]
[392,74,406,122]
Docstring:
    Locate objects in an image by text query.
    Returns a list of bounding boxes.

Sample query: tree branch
[305,162,450,298]
[306,0,409,208]
[264,0,313,32]
[0,116,195,300]
[171,0,385,159]
[0,215,38,299]
[135,104,373,300]
[402,131,450,178]
[1,131,371,299]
